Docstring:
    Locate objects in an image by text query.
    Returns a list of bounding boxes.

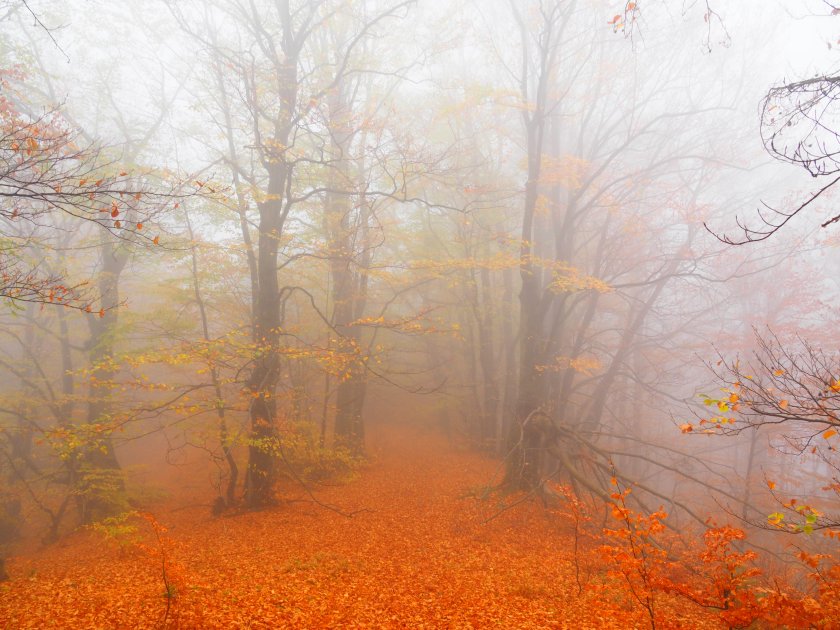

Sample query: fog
[2,0,840,627]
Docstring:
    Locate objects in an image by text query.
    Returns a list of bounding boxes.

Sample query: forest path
[0,422,707,629]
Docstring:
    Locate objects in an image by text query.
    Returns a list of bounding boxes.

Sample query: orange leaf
[767,480,776,490]
[824,429,837,440]
[153,236,160,245]
[779,400,789,410]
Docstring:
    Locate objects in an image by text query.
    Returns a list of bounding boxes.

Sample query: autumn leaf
[768,512,784,526]
[823,429,837,440]
[779,399,789,410]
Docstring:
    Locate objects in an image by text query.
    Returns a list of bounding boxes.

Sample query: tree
[503,0,576,492]
[171,0,417,507]
[0,22,194,545]
[692,1,840,533]
[0,99,165,309]
[698,330,840,532]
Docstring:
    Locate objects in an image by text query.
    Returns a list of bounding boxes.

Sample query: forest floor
[0,423,723,629]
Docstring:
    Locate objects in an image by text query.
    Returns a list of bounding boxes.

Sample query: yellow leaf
[773,369,785,377]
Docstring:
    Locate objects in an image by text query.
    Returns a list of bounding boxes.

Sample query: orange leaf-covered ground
[1,424,724,629]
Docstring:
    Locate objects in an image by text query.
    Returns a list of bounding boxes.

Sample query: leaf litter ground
[0,423,722,629]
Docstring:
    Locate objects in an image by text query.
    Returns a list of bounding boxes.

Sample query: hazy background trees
[1,0,839,571]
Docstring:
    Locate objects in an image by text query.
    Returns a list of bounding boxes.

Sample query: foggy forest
[2,0,840,627]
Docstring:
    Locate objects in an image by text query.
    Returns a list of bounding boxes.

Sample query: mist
[1,0,840,627]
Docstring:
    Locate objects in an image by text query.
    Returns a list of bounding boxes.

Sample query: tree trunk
[243,41,298,506]
[81,239,129,522]
[243,199,284,506]
[326,81,371,455]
